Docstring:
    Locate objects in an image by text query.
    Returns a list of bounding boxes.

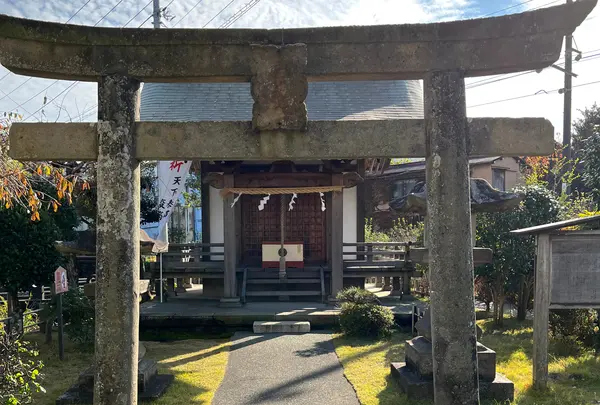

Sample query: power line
[219,0,262,28]
[22,82,80,122]
[173,0,204,26]
[0,0,97,99]
[138,13,154,27]
[481,0,536,17]
[65,0,95,23]
[124,0,153,27]
[93,0,126,27]
[468,80,600,108]
[203,0,237,28]
[10,0,140,121]
[466,47,600,89]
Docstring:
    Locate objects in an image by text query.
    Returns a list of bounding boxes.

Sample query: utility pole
[562,0,573,195]
[153,0,161,29]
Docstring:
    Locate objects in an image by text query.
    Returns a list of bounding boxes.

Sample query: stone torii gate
[0,1,595,404]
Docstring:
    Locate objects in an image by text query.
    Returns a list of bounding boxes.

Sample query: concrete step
[253,321,311,334]
[245,290,321,297]
[247,272,320,279]
[246,278,321,284]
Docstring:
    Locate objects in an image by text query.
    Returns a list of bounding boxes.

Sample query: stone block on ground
[415,309,482,341]
[253,321,310,334]
[404,337,496,381]
[219,297,242,308]
[477,342,497,382]
[390,363,514,402]
[56,354,173,404]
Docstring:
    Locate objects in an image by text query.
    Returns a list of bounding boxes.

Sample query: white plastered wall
[209,186,224,256]
[343,187,357,260]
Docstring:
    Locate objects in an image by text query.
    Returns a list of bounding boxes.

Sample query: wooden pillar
[425,71,479,405]
[200,161,211,248]
[95,74,140,405]
[382,276,392,291]
[356,160,366,260]
[330,174,344,300]
[221,174,241,307]
[402,273,412,297]
[471,214,477,246]
[391,276,402,296]
[533,233,551,389]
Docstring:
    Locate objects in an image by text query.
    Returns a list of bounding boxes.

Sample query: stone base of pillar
[56,344,174,404]
[219,297,242,308]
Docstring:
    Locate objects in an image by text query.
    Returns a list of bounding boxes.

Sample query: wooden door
[241,194,326,266]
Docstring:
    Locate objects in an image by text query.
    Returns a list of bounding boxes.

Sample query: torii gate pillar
[425,71,478,403]
[95,75,141,405]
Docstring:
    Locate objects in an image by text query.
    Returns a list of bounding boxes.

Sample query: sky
[0,0,598,141]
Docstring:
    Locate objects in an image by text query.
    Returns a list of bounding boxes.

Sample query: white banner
[156,160,191,247]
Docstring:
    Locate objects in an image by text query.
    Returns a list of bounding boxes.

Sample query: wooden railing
[343,242,417,277]
[146,243,225,278]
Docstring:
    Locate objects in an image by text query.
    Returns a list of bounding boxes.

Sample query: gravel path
[212,332,359,405]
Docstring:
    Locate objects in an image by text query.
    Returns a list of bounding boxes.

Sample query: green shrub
[0,330,45,405]
[0,296,6,320]
[337,287,380,305]
[549,309,597,353]
[47,288,95,348]
[339,302,395,338]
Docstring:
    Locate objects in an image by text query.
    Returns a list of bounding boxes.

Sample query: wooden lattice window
[241,194,326,266]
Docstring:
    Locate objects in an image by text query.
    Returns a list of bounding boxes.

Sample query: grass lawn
[27,333,230,405]
[334,319,600,405]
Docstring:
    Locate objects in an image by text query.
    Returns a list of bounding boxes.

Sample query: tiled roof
[371,156,504,179]
[140,81,424,121]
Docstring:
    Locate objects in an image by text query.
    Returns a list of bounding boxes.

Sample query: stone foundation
[391,336,513,402]
[391,362,514,402]
[56,346,173,404]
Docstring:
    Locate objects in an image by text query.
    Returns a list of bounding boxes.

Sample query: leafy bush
[0,330,45,405]
[0,296,6,320]
[365,218,390,243]
[549,309,597,354]
[337,288,394,338]
[339,303,395,338]
[337,287,380,305]
[47,288,95,347]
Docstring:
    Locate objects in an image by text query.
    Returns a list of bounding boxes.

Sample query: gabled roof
[511,215,600,235]
[371,156,503,179]
[140,81,424,122]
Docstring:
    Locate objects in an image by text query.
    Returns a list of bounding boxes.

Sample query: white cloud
[0,0,597,137]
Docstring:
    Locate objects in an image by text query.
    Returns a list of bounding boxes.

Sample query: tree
[573,103,600,153]
[579,129,600,206]
[0,198,79,311]
[476,185,561,326]
[570,104,600,197]
[0,113,86,221]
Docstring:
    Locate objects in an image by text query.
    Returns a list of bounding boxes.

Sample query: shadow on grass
[479,319,533,364]
[158,332,276,368]
[27,332,230,405]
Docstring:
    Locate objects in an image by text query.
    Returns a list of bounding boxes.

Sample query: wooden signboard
[512,216,600,390]
[550,232,600,308]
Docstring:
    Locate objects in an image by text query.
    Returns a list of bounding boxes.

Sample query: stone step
[246,278,321,284]
[247,272,320,279]
[253,321,311,334]
[245,290,321,296]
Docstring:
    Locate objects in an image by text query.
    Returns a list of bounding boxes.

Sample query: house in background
[365,156,523,231]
